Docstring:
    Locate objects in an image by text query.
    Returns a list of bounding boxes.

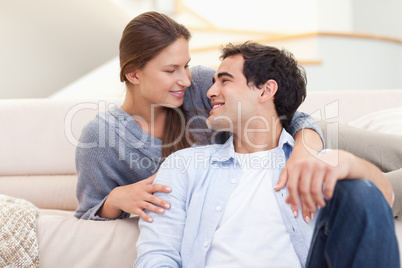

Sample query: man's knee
[335,179,379,200]
[331,179,392,217]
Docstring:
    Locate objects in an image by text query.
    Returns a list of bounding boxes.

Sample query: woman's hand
[98,173,172,222]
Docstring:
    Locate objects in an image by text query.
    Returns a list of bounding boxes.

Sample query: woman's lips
[169,90,185,98]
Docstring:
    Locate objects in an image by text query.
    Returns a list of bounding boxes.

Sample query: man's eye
[185,64,189,69]
[222,80,229,84]
[166,70,175,73]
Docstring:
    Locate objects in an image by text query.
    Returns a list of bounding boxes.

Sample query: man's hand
[284,150,348,213]
[279,149,394,218]
[275,128,322,222]
[277,166,316,222]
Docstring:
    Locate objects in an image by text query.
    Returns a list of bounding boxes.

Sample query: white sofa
[1,89,401,267]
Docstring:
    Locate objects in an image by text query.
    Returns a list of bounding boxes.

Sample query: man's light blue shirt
[135,130,317,268]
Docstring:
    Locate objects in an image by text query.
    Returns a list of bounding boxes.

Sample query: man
[135,42,399,267]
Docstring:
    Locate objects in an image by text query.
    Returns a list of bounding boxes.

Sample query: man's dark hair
[220,42,307,129]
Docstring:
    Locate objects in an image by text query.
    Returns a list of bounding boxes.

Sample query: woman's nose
[178,70,191,87]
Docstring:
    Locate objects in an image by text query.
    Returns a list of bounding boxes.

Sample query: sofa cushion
[0,175,78,210]
[0,98,122,176]
[348,107,402,136]
[37,211,139,268]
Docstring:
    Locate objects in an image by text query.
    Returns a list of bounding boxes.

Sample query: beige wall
[352,0,402,40]
[0,0,131,99]
[1,0,401,99]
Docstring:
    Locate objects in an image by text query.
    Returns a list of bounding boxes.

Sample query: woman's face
[135,37,191,109]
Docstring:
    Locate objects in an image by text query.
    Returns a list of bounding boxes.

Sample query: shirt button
[216,206,222,211]
[203,241,209,247]
[230,179,236,184]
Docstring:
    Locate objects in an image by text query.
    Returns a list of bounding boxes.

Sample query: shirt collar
[279,129,295,161]
[210,129,295,165]
[210,135,236,164]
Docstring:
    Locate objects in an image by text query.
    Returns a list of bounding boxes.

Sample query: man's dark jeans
[306,179,400,268]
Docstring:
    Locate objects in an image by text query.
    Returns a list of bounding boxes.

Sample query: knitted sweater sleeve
[74,116,129,220]
[288,111,325,147]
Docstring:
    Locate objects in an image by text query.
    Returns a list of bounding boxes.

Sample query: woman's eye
[184,64,189,69]
[166,70,175,73]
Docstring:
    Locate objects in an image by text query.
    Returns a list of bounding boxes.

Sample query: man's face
[206,54,261,132]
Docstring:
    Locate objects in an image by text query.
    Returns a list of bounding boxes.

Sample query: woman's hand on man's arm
[97,172,173,222]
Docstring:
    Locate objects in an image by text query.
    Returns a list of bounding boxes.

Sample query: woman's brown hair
[119,11,194,159]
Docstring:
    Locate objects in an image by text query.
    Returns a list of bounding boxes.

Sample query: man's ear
[125,71,140,85]
[259,79,278,103]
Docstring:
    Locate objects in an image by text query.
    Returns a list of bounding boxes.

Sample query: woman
[74,11,324,222]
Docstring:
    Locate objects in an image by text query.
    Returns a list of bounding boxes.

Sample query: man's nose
[207,83,219,99]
